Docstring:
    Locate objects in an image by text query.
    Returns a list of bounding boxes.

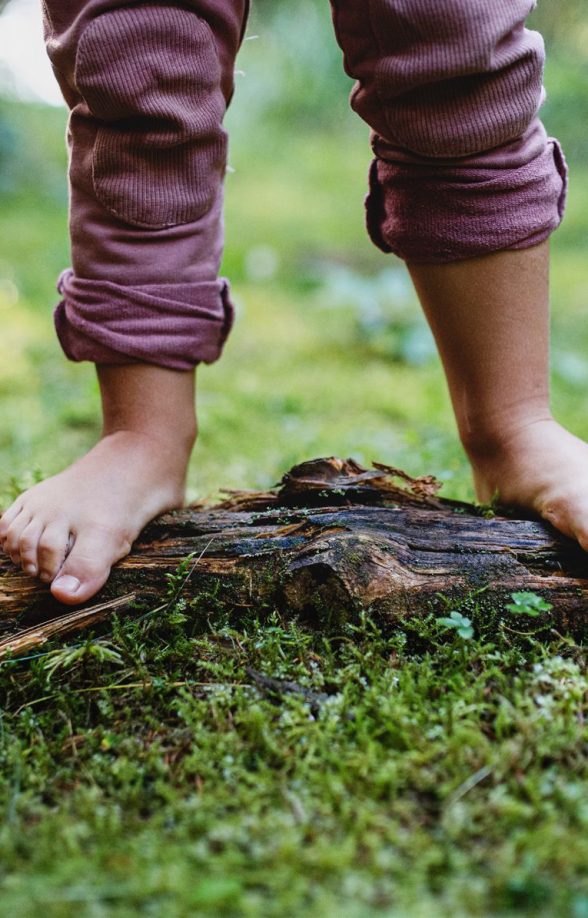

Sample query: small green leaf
[506,591,553,617]
[438,611,474,640]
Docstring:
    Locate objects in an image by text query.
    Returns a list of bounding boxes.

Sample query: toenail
[53,575,81,594]
[24,564,37,576]
[39,571,53,583]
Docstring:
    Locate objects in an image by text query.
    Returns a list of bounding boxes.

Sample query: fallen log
[1,456,588,657]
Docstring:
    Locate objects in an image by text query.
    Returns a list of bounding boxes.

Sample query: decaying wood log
[1,456,588,658]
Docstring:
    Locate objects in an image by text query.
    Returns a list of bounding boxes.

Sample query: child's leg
[330,1,586,541]
[0,0,247,603]
[408,242,588,547]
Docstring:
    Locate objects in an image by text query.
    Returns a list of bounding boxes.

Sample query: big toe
[50,526,131,605]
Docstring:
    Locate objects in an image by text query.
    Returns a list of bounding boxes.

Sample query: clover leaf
[506,591,553,618]
[438,611,474,640]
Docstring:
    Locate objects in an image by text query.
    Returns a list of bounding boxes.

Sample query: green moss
[1,594,588,916]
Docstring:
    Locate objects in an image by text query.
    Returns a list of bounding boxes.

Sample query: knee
[404,0,540,72]
[74,5,227,228]
[336,0,545,157]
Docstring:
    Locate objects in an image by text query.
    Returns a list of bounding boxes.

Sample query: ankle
[96,364,197,457]
[101,422,197,458]
[459,411,556,466]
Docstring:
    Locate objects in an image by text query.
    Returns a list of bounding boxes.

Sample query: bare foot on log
[0,431,190,603]
[405,243,588,550]
[0,365,196,604]
[468,418,588,547]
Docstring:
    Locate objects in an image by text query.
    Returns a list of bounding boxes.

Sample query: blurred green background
[0,0,587,504]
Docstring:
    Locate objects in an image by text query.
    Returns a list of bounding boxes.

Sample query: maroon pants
[43,0,567,371]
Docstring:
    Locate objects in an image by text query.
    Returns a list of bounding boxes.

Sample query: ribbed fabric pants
[43,0,568,371]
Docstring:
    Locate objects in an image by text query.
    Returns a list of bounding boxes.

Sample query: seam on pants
[41,1,54,33]
[238,0,251,46]
[333,0,433,153]
[364,0,391,138]
[550,137,568,220]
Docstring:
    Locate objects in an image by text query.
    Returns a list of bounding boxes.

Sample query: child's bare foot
[0,364,197,605]
[0,429,193,604]
[467,417,588,548]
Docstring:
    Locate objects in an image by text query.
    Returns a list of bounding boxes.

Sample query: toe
[50,526,132,605]
[569,512,588,553]
[541,494,588,549]
[540,497,576,541]
[3,511,32,566]
[37,520,72,583]
[17,519,45,576]
[0,500,24,540]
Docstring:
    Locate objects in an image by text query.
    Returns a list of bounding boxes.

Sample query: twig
[246,666,331,716]
[445,765,493,809]
[0,593,136,661]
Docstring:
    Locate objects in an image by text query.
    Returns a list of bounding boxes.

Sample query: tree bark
[1,457,587,657]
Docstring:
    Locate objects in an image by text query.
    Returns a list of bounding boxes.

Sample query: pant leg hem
[365,137,569,264]
[54,270,234,370]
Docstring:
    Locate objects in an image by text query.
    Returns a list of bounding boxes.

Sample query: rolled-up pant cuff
[366,127,569,264]
[54,269,234,370]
